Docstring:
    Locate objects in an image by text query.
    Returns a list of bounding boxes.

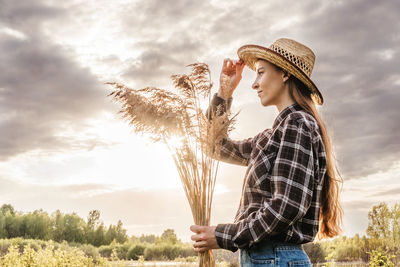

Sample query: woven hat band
[269,43,314,77]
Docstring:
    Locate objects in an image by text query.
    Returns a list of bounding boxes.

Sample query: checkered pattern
[208,94,326,252]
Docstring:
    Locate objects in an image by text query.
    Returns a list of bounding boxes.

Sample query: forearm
[218,74,234,99]
[215,195,312,252]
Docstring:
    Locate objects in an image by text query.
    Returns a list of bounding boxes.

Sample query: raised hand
[218,58,245,99]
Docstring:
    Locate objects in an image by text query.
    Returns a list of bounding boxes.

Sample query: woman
[190,38,343,266]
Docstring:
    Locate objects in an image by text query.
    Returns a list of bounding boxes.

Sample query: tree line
[0,204,127,246]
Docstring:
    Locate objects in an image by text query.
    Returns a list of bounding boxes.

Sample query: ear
[282,70,291,83]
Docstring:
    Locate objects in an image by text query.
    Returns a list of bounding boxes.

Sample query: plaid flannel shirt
[207,94,326,252]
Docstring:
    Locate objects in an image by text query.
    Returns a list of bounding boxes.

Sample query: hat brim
[237,44,324,105]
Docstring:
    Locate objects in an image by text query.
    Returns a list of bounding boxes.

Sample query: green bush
[144,243,180,260]
[368,249,395,267]
[127,244,146,260]
[0,238,120,266]
[115,243,130,260]
[0,243,111,267]
[177,244,197,258]
[80,243,101,261]
[144,244,163,260]
[2,237,47,254]
[303,242,326,263]
[98,245,113,258]
[0,239,11,256]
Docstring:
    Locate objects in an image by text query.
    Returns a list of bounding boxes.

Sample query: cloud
[122,34,205,88]
[116,0,215,88]
[0,0,64,32]
[0,0,116,160]
[369,187,400,198]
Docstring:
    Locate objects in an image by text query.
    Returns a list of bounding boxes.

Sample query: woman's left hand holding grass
[190,225,220,252]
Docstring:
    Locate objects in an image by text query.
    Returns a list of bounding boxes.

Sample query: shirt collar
[272,103,303,129]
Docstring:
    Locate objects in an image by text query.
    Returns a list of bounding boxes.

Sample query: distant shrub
[80,243,101,261]
[368,249,396,267]
[178,244,197,258]
[0,239,11,256]
[98,245,113,258]
[127,244,146,260]
[144,243,180,260]
[115,243,130,260]
[303,242,326,263]
[0,243,113,267]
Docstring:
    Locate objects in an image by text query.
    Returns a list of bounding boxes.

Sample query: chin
[260,98,272,107]
[260,94,278,107]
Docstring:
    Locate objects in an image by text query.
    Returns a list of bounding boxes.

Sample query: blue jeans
[239,240,312,266]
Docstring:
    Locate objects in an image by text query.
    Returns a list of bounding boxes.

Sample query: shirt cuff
[214,223,239,252]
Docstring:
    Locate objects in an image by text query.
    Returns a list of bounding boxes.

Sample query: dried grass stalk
[107,63,236,267]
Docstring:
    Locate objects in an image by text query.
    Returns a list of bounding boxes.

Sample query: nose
[252,79,259,90]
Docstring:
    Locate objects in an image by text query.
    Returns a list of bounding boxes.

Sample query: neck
[276,98,296,112]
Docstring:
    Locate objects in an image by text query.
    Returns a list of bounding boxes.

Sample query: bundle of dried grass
[107,63,235,267]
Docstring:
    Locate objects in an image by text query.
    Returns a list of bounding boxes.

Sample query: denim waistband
[249,239,303,251]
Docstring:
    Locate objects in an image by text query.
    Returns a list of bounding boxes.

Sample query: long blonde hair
[274,64,344,239]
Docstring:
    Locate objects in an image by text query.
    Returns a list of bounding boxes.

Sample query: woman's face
[252,59,287,107]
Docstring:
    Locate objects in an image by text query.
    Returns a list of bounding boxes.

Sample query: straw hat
[237,38,323,105]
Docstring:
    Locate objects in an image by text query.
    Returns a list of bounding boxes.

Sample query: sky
[1,0,400,243]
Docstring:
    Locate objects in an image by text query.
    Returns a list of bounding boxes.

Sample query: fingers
[193,241,209,252]
[194,246,207,252]
[193,241,207,248]
[223,58,236,70]
[190,225,205,233]
[190,226,207,242]
[235,59,245,73]
[190,225,208,242]
[222,58,231,70]
[222,58,245,76]
[222,58,229,69]
[191,233,204,242]
[191,233,207,252]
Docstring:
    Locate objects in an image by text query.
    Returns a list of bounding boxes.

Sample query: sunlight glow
[165,136,185,150]
[0,112,183,191]
[0,27,28,40]
[41,1,141,80]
